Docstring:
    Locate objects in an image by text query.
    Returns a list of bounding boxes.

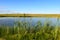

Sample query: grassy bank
[0,18,60,40]
[0,14,60,17]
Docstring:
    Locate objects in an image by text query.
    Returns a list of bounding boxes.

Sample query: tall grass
[0,18,60,40]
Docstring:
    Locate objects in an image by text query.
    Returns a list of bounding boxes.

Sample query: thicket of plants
[0,18,60,40]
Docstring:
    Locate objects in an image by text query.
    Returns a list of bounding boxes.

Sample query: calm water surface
[0,17,59,26]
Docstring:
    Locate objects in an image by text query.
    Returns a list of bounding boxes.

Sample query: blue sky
[0,0,60,14]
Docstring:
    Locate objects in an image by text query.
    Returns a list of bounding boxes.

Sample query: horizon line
[0,14,60,17]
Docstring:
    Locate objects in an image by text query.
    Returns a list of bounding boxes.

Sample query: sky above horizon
[0,0,60,14]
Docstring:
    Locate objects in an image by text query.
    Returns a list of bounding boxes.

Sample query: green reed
[0,18,60,40]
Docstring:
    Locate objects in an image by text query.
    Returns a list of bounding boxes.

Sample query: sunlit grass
[0,18,60,40]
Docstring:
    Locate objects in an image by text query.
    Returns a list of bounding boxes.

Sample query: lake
[0,17,59,26]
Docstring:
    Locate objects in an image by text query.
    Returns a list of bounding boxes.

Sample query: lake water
[0,17,59,26]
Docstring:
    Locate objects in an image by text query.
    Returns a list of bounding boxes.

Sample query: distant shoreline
[0,14,60,17]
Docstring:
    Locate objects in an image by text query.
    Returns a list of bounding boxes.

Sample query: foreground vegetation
[0,18,60,40]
